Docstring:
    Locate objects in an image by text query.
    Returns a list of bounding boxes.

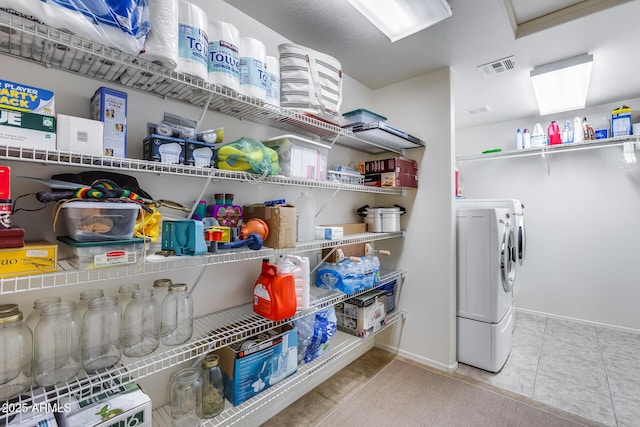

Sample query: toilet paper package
[238,37,267,101]
[265,55,280,107]
[0,0,150,55]
[176,0,209,81]
[207,21,240,91]
[140,0,179,69]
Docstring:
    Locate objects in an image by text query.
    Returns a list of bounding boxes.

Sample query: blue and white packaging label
[49,0,150,37]
[0,80,55,116]
[266,71,280,103]
[208,40,240,79]
[239,57,267,91]
[179,24,208,66]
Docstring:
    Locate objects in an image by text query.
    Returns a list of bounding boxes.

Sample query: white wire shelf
[0,144,403,195]
[0,232,403,295]
[456,135,640,163]
[0,271,405,425]
[0,10,424,155]
[153,310,406,427]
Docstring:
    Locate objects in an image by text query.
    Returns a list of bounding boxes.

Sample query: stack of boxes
[355,157,418,189]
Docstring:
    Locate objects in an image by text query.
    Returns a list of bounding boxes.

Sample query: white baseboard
[515,306,640,335]
[374,342,458,373]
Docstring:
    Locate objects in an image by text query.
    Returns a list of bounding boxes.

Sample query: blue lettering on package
[48,0,150,37]
[208,40,240,77]
[0,80,55,116]
[179,24,208,65]
[239,57,266,90]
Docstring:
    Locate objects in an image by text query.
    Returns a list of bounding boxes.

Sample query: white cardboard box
[56,114,104,156]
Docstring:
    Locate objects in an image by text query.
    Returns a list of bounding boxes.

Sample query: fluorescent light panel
[530,53,593,115]
[346,0,452,42]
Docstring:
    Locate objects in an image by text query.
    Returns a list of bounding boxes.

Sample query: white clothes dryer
[457,199,526,295]
[456,207,516,372]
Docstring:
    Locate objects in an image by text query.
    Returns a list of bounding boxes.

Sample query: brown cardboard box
[243,204,296,248]
[364,171,418,188]
[359,157,418,175]
[321,223,367,263]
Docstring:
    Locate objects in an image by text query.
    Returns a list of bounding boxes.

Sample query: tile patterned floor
[455,311,640,427]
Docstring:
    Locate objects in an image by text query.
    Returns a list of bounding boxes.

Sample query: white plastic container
[262,134,330,181]
[61,201,141,242]
[361,207,403,232]
[294,192,315,242]
[58,236,145,270]
[277,255,310,310]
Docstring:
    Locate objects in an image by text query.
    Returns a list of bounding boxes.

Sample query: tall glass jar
[161,283,193,346]
[118,283,141,315]
[200,353,224,418]
[81,296,122,373]
[170,368,202,427]
[0,310,32,400]
[34,301,81,386]
[123,288,160,357]
[77,289,104,322]
[25,296,62,332]
[153,278,172,299]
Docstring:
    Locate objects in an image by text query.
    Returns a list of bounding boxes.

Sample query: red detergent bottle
[548,120,561,145]
[253,259,297,321]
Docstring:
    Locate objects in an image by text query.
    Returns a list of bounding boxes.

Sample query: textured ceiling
[224,0,640,129]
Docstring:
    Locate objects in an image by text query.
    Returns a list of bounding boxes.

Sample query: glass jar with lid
[34,301,81,386]
[170,367,202,427]
[199,353,224,418]
[24,296,62,332]
[81,296,122,372]
[153,278,172,301]
[161,283,193,346]
[0,309,32,400]
[123,288,160,357]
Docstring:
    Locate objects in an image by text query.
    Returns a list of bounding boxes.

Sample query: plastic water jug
[253,259,297,321]
[574,117,584,142]
[294,192,315,242]
[277,255,310,310]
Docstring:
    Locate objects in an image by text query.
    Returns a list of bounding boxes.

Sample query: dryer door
[517,214,526,266]
[501,223,517,293]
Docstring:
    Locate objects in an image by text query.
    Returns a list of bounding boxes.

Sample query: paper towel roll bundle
[176,0,208,81]
[207,21,240,91]
[140,0,179,69]
[238,37,267,101]
[265,55,280,107]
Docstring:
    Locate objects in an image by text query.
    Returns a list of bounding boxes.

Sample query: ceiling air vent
[477,55,516,77]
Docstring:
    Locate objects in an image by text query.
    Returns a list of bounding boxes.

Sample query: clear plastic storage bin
[58,236,146,269]
[60,201,141,242]
[262,134,329,181]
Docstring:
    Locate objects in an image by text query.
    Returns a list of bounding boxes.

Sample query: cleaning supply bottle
[276,255,310,310]
[294,192,315,242]
[574,117,584,142]
[515,128,523,150]
[531,123,546,147]
[595,117,610,139]
[561,120,573,143]
[583,117,595,140]
[253,258,297,321]
[548,121,561,145]
[522,128,531,149]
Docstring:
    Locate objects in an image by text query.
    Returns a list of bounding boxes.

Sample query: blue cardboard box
[143,134,185,164]
[184,140,216,167]
[90,86,127,157]
[215,324,298,406]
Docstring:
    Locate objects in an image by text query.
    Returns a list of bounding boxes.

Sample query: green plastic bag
[216,137,279,176]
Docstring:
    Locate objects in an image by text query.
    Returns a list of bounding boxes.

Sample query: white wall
[372,68,457,371]
[457,98,640,331]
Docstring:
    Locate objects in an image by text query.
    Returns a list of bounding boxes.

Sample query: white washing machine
[456,207,516,372]
[456,199,526,295]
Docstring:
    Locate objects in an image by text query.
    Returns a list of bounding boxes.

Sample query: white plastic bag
[278,43,343,119]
